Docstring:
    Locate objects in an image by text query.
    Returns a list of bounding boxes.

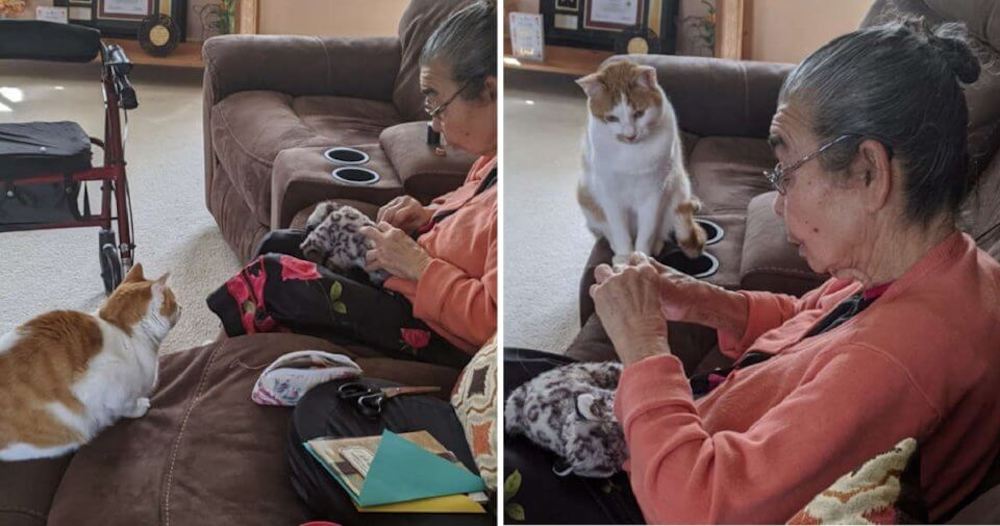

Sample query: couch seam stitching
[161,342,225,526]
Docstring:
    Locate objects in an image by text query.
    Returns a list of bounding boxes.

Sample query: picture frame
[541,0,678,53]
[509,12,545,62]
[583,0,643,32]
[54,0,187,40]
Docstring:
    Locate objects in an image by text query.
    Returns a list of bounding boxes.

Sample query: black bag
[0,121,91,230]
[0,178,82,230]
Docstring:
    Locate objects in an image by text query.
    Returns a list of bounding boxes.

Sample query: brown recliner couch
[203,0,477,261]
[569,0,1000,522]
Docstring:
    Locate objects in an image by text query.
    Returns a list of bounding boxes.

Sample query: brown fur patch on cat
[98,264,156,335]
[577,183,606,222]
[676,200,707,256]
[583,60,663,119]
[0,310,100,447]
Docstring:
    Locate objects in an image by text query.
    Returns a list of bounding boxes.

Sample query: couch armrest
[612,55,794,139]
[740,192,826,296]
[379,122,477,204]
[201,35,402,197]
[202,34,401,105]
[270,147,405,230]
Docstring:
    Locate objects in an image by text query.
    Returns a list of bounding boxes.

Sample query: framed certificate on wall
[541,0,677,53]
[54,0,187,40]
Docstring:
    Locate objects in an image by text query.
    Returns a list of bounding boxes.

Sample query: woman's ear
[853,139,893,212]
[484,76,497,102]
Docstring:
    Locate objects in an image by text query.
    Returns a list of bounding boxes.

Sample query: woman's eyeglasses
[424,79,473,119]
[763,134,854,195]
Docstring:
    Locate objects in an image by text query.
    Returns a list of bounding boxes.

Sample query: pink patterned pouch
[251,350,363,407]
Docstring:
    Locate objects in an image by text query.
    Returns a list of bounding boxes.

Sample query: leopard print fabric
[299,201,390,286]
[505,361,627,478]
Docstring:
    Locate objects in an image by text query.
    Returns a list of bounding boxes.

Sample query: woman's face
[769,103,870,280]
[420,60,497,156]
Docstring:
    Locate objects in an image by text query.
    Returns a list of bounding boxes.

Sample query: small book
[304,430,488,514]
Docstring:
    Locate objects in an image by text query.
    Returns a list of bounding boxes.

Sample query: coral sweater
[385,155,497,353]
[615,232,1000,524]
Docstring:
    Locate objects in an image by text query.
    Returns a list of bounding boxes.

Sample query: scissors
[337,382,440,417]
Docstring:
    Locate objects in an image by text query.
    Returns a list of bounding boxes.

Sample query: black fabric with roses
[207,235,470,369]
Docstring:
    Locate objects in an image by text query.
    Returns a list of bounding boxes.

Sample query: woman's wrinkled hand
[361,222,432,282]
[590,252,671,366]
[376,196,435,234]
[648,258,749,336]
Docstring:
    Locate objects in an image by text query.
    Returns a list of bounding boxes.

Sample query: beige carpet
[0,61,241,354]
[503,70,597,354]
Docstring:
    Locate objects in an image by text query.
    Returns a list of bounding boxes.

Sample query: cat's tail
[672,198,706,259]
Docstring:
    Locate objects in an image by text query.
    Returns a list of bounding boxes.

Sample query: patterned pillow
[451,334,497,491]
[787,437,927,524]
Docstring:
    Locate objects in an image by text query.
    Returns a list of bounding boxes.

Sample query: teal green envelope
[356,430,486,506]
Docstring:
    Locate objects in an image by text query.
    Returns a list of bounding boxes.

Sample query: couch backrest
[393,0,472,121]
[860,0,1000,260]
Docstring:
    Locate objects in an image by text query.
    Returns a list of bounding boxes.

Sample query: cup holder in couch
[331,166,380,185]
[668,218,724,247]
[324,147,370,165]
[658,250,720,279]
[696,218,724,246]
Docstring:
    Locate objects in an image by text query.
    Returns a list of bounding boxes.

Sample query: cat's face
[577,61,663,144]
[101,263,181,331]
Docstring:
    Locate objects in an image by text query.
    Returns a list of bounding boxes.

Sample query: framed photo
[584,0,642,31]
[99,0,152,19]
[541,0,678,53]
[54,0,187,40]
[555,0,579,13]
[509,12,545,62]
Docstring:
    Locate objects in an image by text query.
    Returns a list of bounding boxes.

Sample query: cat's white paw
[125,397,151,419]
[611,254,629,267]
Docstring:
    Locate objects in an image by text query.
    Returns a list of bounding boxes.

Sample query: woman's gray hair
[779,18,981,227]
[420,0,497,100]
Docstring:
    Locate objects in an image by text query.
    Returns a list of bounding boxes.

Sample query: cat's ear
[635,65,658,90]
[123,263,145,284]
[155,272,170,285]
[575,73,603,98]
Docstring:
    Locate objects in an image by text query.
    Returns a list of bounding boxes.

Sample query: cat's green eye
[605,115,619,123]
[633,110,645,119]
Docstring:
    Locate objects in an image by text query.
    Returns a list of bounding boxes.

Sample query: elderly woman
[211,0,497,370]
[282,3,497,525]
[506,19,1000,524]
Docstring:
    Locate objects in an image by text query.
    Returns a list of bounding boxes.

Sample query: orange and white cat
[576,59,705,265]
[0,264,180,461]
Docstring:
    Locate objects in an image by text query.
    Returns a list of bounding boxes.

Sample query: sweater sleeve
[614,347,941,524]
[410,209,498,347]
[716,280,837,359]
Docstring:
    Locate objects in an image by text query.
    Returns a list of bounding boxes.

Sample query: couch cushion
[393,0,471,121]
[379,122,475,203]
[688,136,776,215]
[46,334,461,526]
[211,91,402,226]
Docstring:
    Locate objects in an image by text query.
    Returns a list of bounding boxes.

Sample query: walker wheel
[99,231,123,295]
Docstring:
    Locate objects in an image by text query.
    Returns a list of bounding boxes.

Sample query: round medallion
[138,14,180,57]
[615,28,662,56]
[627,36,650,54]
[149,25,170,47]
